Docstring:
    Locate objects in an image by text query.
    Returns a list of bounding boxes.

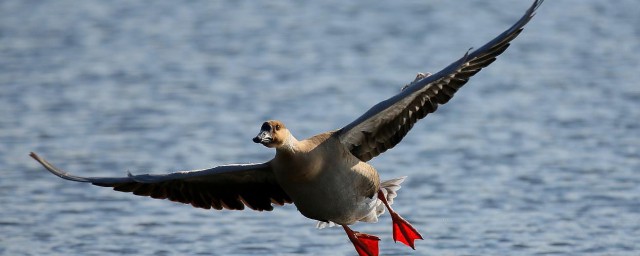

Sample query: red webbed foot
[390,211,423,249]
[378,190,424,249]
[342,225,380,256]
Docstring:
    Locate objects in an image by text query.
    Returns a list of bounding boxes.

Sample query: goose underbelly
[276,161,380,225]
[288,176,377,224]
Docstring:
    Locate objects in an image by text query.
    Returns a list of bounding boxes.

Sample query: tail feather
[374,176,407,218]
[379,176,406,206]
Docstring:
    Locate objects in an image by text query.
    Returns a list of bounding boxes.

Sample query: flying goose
[30,1,543,255]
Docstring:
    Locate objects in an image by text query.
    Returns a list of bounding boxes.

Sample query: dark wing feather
[337,0,543,162]
[30,152,292,211]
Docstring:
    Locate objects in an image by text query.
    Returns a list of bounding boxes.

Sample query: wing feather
[30,152,292,211]
[337,0,543,162]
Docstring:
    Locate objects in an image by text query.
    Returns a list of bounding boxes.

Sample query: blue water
[2,0,639,255]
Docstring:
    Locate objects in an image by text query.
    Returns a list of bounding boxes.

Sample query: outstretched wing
[30,152,292,211]
[337,0,543,162]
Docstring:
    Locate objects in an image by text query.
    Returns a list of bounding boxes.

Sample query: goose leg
[342,224,380,256]
[377,190,423,249]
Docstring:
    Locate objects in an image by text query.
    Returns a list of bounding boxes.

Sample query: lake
[1,0,639,255]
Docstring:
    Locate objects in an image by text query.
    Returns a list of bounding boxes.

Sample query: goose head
[253,120,292,148]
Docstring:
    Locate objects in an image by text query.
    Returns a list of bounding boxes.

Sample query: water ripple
[2,0,639,255]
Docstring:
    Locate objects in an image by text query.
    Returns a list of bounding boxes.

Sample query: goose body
[30,1,544,255]
[264,128,380,225]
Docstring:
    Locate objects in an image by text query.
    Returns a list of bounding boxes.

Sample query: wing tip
[29,151,92,182]
[528,0,545,22]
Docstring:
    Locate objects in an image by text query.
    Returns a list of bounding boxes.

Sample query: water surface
[1,0,639,255]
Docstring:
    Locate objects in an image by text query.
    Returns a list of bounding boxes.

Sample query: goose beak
[253,131,272,144]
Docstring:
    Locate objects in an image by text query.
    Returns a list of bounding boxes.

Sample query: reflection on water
[1,0,639,255]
